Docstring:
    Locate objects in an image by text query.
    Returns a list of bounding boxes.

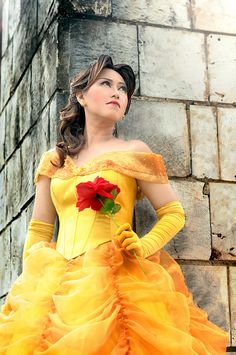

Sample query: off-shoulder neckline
[65,150,161,171]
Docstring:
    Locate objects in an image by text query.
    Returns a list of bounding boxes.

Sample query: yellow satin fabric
[34,149,170,260]
[0,149,230,353]
[51,170,137,259]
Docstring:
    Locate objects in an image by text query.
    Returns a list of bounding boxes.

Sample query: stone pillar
[0,0,235,350]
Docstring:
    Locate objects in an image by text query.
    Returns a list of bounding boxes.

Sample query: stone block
[0,113,5,170]
[208,34,236,104]
[12,0,37,87]
[31,22,58,124]
[58,19,138,92]
[20,135,35,208]
[31,50,42,122]
[5,149,21,225]
[217,108,236,181]
[117,99,190,177]
[113,0,191,28]
[135,180,211,260]
[32,110,51,175]
[0,41,13,109]
[139,26,207,101]
[0,228,11,296]
[8,0,21,39]
[4,93,19,160]
[11,211,27,282]
[181,264,230,334]
[1,0,9,56]
[40,21,58,108]
[49,91,68,147]
[190,105,219,179]
[5,149,22,224]
[66,0,111,16]
[210,183,236,260]
[193,0,236,35]
[229,266,236,345]
[18,67,32,139]
[38,0,59,41]
[0,170,6,232]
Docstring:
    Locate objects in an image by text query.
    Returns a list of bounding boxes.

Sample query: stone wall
[0,0,235,351]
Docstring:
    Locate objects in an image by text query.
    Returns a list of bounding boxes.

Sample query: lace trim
[34,150,169,200]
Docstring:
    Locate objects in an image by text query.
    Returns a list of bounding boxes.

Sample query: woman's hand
[114,222,144,257]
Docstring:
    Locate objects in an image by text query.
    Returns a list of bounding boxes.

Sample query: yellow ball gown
[0,150,229,354]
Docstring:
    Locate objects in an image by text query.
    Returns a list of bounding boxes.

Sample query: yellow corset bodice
[34,149,169,260]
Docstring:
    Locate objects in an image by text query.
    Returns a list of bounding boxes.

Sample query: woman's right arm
[31,175,57,224]
[23,176,57,260]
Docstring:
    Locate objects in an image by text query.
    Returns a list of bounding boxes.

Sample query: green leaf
[111,203,121,214]
[100,198,115,213]
[110,188,118,198]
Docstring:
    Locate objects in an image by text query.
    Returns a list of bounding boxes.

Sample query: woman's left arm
[114,140,186,258]
[130,139,178,209]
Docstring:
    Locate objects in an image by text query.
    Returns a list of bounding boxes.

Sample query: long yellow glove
[115,200,185,258]
[22,219,54,260]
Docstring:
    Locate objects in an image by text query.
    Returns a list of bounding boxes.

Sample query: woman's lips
[107,101,120,107]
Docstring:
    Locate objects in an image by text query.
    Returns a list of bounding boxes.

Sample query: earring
[79,100,87,107]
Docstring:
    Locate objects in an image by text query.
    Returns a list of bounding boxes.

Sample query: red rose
[76,176,120,212]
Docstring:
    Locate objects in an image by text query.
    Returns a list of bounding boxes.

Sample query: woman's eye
[101,81,127,92]
[120,86,127,92]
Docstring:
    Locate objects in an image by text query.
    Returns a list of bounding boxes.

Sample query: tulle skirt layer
[0,240,229,354]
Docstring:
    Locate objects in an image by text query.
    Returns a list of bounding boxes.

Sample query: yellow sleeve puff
[34,149,59,184]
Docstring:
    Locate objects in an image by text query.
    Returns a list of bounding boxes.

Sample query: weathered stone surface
[0,295,7,308]
[58,19,138,92]
[113,0,191,28]
[18,68,32,139]
[31,22,58,123]
[0,170,6,232]
[0,228,11,296]
[20,135,35,208]
[32,111,51,173]
[193,0,236,35]
[218,108,236,181]
[181,265,230,334]
[0,41,13,109]
[229,266,236,346]
[0,113,5,170]
[4,93,19,160]
[5,150,21,225]
[190,105,219,179]
[135,180,211,260]
[11,211,27,282]
[66,0,111,16]
[12,0,37,87]
[38,0,59,41]
[49,91,68,147]
[31,51,42,122]
[210,183,236,260]
[208,34,236,104]
[139,26,207,101]
[117,99,190,177]
[8,0,21,40]
[40,22,58,108]
[1,0,9,56]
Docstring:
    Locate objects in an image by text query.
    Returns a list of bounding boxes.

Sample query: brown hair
[54,54,136,167]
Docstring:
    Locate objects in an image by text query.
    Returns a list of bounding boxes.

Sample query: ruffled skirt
[0,240,229,354]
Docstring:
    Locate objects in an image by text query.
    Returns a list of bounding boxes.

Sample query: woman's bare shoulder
[127,139,153,153]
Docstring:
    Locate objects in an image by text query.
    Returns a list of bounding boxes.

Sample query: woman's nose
[112,90,119,98]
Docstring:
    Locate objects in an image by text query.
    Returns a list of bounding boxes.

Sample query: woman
[0,54,229,354]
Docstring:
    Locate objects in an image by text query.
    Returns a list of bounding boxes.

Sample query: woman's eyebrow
[98,77,127,86]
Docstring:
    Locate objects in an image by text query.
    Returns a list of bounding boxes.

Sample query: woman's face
[78,68,129,122]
